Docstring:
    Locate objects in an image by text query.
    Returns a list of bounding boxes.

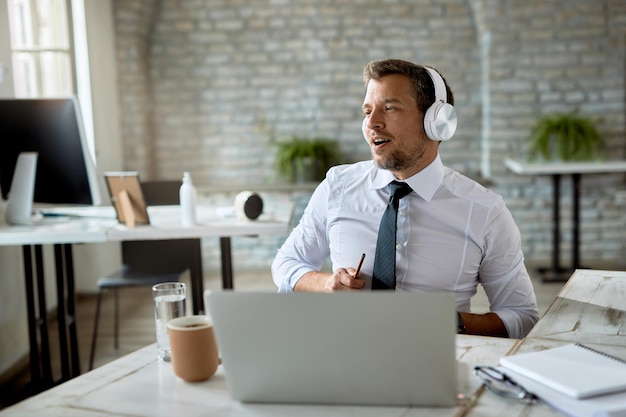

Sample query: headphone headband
[424,67,448,105]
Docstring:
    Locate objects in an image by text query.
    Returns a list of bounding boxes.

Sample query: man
[271,59,538,339]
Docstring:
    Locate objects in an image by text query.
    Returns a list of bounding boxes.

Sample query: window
[7,0,74,98]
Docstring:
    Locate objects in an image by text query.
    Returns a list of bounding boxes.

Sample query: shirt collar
[371,153,444,202]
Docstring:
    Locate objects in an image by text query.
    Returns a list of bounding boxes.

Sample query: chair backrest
[141,180,182,206]
[121,180,202,275]
[122,238,202,274]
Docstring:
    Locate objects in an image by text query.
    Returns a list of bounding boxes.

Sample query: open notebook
[205,291,457,407]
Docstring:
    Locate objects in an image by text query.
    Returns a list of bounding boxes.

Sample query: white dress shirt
[272,154,539,338]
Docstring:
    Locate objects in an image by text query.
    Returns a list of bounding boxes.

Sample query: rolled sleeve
[271,180,331,292]
[480,203,539,338]
[484,264,539,338]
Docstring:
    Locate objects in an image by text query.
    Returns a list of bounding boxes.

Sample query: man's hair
[362,59,454,114]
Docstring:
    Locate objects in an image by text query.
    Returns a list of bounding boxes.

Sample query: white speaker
[423,67,457,141]
[5,152,38,225]
[234,191,263,221]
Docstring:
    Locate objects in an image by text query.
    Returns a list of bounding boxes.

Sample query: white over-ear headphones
[423,67,457,141]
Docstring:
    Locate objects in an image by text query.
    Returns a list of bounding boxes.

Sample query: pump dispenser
[180,172,197,226]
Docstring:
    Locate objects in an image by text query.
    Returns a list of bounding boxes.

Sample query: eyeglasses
[473,366,538,401]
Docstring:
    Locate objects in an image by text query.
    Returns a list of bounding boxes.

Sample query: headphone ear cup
[424,102,457,141]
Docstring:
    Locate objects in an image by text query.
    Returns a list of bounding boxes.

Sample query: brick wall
[112,0,626,274]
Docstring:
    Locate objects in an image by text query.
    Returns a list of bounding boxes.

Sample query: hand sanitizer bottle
[180,172,197,226]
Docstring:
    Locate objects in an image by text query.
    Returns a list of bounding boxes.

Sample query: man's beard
[373,144,426,172]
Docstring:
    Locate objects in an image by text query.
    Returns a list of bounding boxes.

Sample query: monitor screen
[0,97,101,206]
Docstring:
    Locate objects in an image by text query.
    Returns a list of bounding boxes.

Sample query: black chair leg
[114,288,119,350]
[89,290,104,371]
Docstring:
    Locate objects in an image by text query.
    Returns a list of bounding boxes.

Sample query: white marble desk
[525,269,626,348]
[0,335,519,417]
[477,269,626,417]
[4,269,625,417]
[513,268,626,366]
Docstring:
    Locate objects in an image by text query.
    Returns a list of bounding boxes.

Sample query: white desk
[0,207,288,394]
[107,206,288,308]
[0,335,519,417]
[504,159,626,176]
[0,217,111,245]
[0,216,115,391]
[523,268,626,348]
[3,269,624,417]
[474,269,626,416]
[505,158,626,281]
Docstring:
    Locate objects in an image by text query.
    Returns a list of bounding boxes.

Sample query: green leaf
[527,113,602,162]
[274,137,340,182]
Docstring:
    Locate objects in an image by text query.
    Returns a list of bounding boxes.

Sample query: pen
[354,253,366,279]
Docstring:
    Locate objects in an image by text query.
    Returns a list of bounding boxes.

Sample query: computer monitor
[0,97,101,206]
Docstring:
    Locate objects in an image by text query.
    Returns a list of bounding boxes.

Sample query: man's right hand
[295,269,366,292]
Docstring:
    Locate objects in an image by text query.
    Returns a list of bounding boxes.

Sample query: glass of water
[152,282,187,361]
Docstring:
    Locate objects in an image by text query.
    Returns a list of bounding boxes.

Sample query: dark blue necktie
[372,181,413,290]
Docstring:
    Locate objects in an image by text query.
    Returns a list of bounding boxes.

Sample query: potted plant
[528,113,603,162]
[275,137,340,183]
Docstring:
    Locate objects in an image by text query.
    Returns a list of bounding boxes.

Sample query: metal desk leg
[21,243,81,396]
[551,174,561,274]
[64,244,80,378]
[54,244,81,381]
[190,242,204,315]
[21,245,53,393]
[539,173,583,282]
[538,174,571,281]
[220,237,233,289]
[572,173,581,269]
[22,246,40,389]
[54,244,70,380]
[34,245,53,386]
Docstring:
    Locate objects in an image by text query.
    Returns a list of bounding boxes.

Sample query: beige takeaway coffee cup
[167,315,219,382]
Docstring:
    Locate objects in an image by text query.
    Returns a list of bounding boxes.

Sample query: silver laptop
[205,291,457,407]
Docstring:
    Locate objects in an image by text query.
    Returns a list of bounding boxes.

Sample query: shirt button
[396,244,402,251]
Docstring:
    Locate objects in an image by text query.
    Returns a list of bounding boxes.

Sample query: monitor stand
[5,152,38,225]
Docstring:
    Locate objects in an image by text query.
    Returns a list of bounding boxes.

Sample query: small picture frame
[103,171,150,227]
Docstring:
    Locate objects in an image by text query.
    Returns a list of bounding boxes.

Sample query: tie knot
[389,181,412,201]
